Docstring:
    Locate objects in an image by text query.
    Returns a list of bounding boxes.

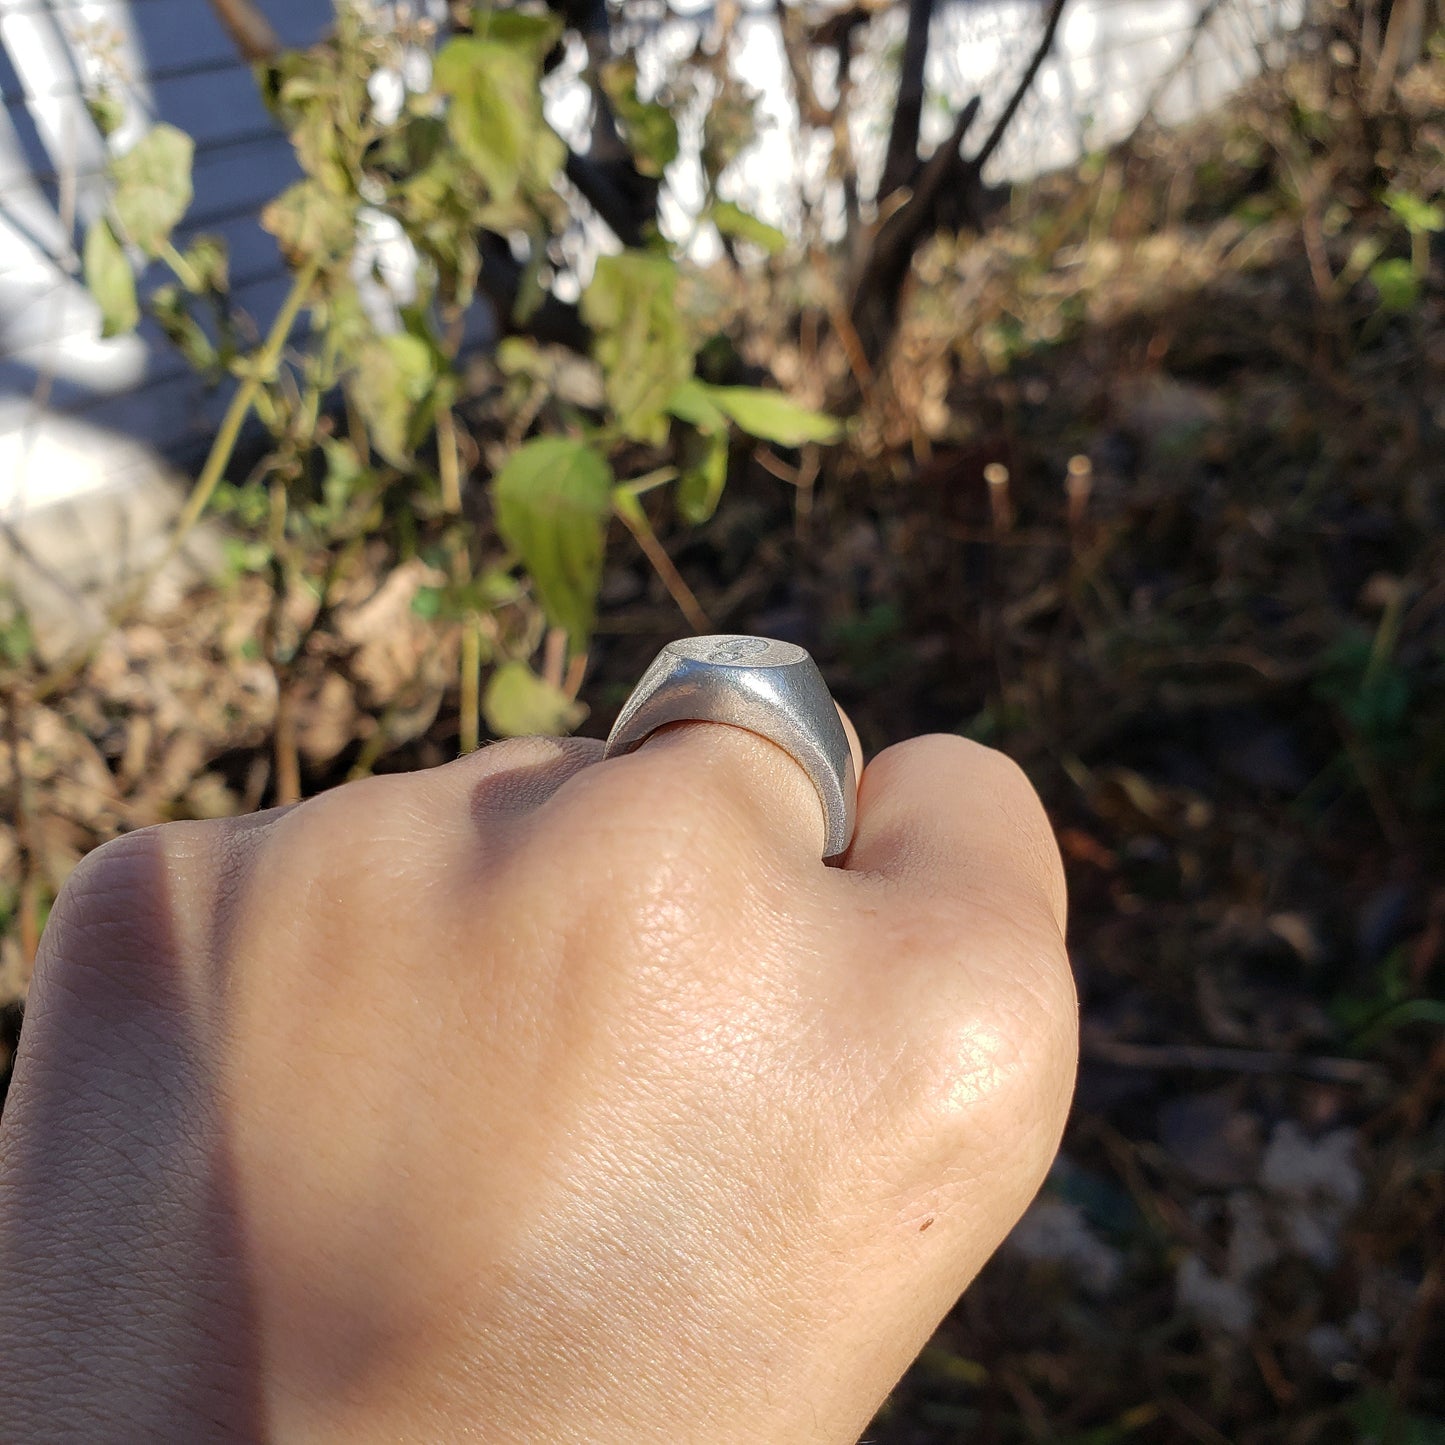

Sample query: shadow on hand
[0,827,266,1442]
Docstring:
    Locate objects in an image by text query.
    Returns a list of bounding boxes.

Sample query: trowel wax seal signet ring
[603,635,857,858]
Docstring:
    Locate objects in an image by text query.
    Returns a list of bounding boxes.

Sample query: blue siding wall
[0,0,333,486]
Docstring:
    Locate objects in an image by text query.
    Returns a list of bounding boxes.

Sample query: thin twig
[542,627,568,691]
[847,96,981,369]
[771,0,831,128]
[969,0,1069,178]
[436,404,463,515]
[612,491,711,633]
[3,691,41,985]
[458,623,481,753]
[824,274,875,398]
[1127,0,1230,148]
[1083,1029,1387,1087]
[878,0,935,201]
[1366,0,1426,113]
[205,0,282,63]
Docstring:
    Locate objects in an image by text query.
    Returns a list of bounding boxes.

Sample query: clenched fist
[0,724,1075,1443]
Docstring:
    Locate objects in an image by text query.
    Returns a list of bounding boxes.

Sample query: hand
[0,725,1075,1443]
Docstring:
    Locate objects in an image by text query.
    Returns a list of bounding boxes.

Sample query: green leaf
[698,385,842,446]
[700,85,757,183]
[1369,256,1420,314]
[710,201,785,255]
[493,437,613,645]
[86,90,124,139]
[0,610,34,667]
[496,336,550,379]
[350,333,436,466]
[315,280,373,362]
[320,437,369,512]
[433,36,565,206]
[261,179,355,265]
[109,123,193,254]
[676,427,729,524]
[265,48,361,193]
[150,283,217,373]
[411,585,444,620]
[666,377,728,433]
[1349,1389,1445,1445]
[294,107,352,195]
[1384,189,1445,234]
[581,253,693,446]
[483,660,587,737]
[180,234,229,294]
[83,218,138,337]
[600,61,679,178]
[470,9,561,60]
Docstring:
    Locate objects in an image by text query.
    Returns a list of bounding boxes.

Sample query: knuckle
[31,825,210,1012]
[870,733,1002,786]
[503,750,761,954]
[51,824,205,941]
[267,773,422,874]
[895,892,1077,1129]
[872,733,1041,813]
[893,734,1067,926]
[546,745,756,862]
[456,735,605,821]
[257,773,467,944]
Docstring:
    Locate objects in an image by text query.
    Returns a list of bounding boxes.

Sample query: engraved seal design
[706,637,771,664]
[667,635,805,669]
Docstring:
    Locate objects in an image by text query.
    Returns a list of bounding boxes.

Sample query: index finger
[840,735,1068,934]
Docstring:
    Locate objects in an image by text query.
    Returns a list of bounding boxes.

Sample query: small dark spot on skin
[918,1217,934,1232]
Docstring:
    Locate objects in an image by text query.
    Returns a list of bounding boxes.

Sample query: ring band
[603,635,857,858]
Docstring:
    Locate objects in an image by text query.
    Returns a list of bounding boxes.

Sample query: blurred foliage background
[2,0,1444,1439]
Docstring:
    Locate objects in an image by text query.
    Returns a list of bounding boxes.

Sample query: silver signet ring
[603,635,857,859]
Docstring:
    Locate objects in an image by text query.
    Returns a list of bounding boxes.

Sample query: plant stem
[1363,581,1406,694]
[160,239,203,293]
[3,688,41,983]
[172,259,320,551]
[437,401,481,752]
[34,258,321,702]
[613,465,678,498]
[612,488,711,633]
[459,621,481,753]
[437,403,463,514]
[266,480,302,805]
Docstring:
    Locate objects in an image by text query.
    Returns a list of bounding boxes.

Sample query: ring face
[667,636,805,668]
[604,635,857,858]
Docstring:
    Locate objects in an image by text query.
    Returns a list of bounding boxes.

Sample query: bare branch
[564,151,655,249]
[969,0,1068,177]
[206,0,282,64]
[844,0,1071,374]
[772,0,832,131]
[877,0,934,202]
[1366,0,1428,113]
[848,96,980,368]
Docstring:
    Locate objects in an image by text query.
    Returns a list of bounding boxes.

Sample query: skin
[0,723,1076,1443]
